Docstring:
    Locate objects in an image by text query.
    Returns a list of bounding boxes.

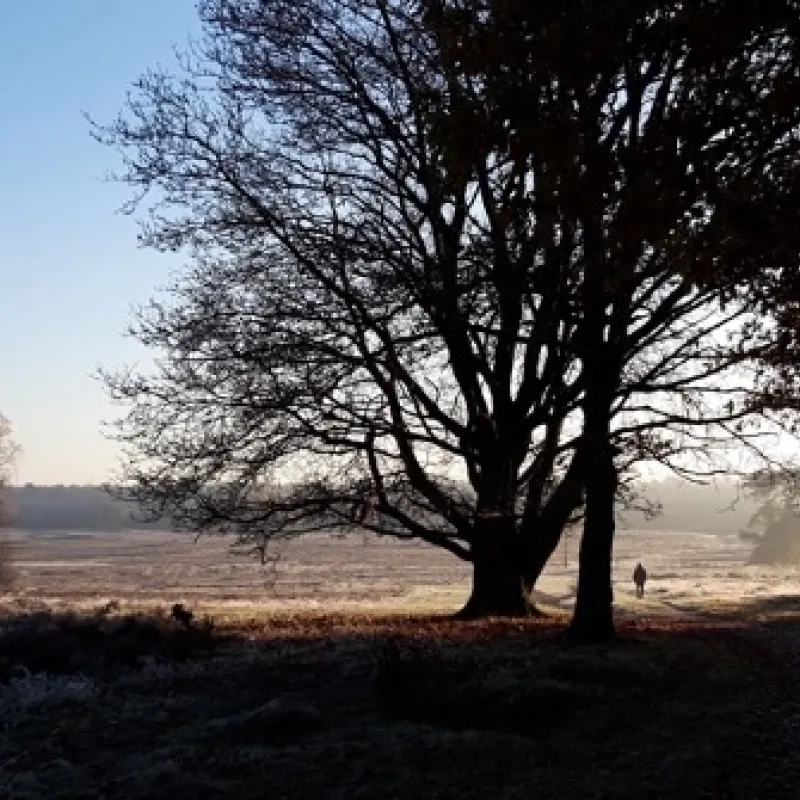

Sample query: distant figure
[99,599,120,616]
[633,562,647,598]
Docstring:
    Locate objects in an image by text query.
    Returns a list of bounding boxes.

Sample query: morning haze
[3,2,800,797]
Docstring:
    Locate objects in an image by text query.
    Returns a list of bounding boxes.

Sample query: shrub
[0,670,97,715]
[0,610,227,681]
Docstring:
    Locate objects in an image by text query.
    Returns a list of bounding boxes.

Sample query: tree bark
[456,515,536,619]
[566,389,618,644]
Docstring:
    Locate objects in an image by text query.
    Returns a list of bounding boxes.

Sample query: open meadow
[3,526,800,618]
[1,528,800,798]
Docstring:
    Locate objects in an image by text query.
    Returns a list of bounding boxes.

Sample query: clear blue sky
[0,2,201,485]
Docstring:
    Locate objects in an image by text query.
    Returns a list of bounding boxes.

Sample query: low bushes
[0,608,225,681]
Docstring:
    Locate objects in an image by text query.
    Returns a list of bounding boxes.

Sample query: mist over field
[3,478,759,535]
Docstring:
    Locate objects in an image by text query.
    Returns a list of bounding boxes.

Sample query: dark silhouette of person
[633,562,647,598]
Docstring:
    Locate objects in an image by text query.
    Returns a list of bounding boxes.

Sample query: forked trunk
[521,452,586,593]
[456,515,536,619]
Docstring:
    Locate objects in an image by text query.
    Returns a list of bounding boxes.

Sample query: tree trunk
[521,449,586,593]
[567,402,617,644]
[522,513,570,595]
[456,516,535,619]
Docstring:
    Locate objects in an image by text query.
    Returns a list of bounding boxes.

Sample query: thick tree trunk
[567,398,617,644]
[456,516,535,619]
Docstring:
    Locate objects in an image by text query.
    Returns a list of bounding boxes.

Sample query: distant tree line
[3,480,757,536]
[4,485,163,532]
[621,479,759,536]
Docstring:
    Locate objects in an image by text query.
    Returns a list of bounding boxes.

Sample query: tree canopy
[98,0,800,635]
[425,0,800,636]
[742,469,800,564]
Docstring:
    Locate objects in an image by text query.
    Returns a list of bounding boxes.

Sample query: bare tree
[0,412,19,514]
[97,0,587,617]
[97,1,800,632]
[0,412,19,588]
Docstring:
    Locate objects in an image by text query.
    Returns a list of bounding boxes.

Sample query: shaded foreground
[1,607,799,799]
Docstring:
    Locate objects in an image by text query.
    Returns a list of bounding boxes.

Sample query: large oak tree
[100,0,590,618]
[99,0,800,633]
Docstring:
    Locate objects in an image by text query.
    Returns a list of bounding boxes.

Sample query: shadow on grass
[0,608,227,681]
[738,593,800,616]
[0,607,793,799]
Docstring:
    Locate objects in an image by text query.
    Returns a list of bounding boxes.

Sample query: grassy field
[1,529,800,797]
[5,526,800,616]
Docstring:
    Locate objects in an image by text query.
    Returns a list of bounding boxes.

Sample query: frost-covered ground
[3,529,800,798]
[3,526,799,618]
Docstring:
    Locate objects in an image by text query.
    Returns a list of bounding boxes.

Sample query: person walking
[633,562,647,598]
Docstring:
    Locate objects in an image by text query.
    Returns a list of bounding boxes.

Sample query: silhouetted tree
[742,470,800,564]
[426,0,800,639]
[96,0,589,618]
[0,412,18,519]
[97,1,800,634]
